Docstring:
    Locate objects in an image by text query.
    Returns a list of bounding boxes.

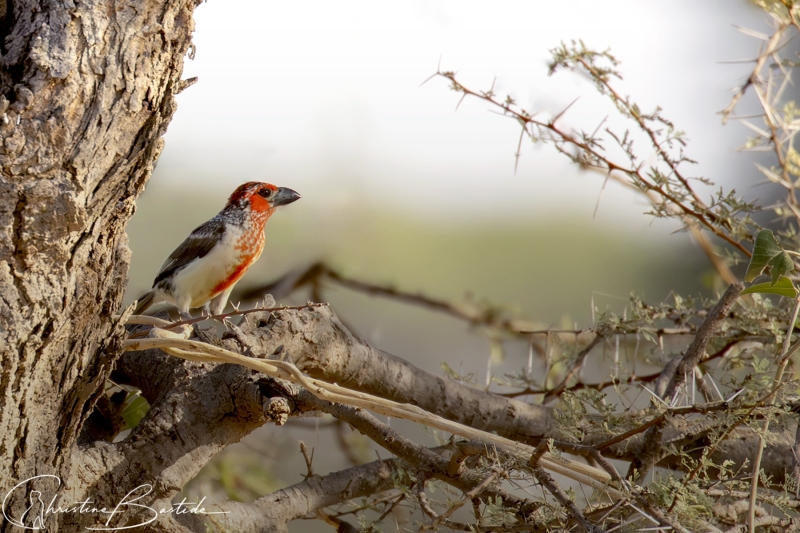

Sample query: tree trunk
[0,0,198,530]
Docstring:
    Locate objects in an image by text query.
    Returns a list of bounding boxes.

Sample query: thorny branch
[661,283,745,402]
[115,295,799,532]
[432,67,754,258]
[122,317,619,494]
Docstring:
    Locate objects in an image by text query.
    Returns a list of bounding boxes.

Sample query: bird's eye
[258,189,273,199]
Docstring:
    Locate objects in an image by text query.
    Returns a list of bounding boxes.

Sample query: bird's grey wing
[153,218,226,286]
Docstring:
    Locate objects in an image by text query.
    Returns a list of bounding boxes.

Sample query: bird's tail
[133,290,156,315]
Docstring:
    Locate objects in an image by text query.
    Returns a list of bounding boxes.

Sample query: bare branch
[660,283,744,400]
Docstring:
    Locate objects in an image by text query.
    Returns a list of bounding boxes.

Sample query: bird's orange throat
[248,194,273,214]
[210,215,268,297]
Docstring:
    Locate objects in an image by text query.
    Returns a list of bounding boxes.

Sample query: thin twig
[417,471,502,532]
[437,71,753,258]
[660,283,744,400]
[529,448,602,533]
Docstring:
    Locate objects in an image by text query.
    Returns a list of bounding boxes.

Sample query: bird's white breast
[169,225,249,309]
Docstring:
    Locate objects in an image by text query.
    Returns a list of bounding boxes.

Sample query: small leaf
[768,251,795,285]
[121,394,150,429]
[745,230,795,283]
[742,276,798,298]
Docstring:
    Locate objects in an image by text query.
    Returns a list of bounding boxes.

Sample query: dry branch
[101,303,798,533]
[122,316,620,495]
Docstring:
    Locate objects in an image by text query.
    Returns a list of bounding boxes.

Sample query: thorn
[640,385,670,407]
[552,97,580,124]
[455,92,467,112]
[514,126,525,174]
[419,71,439,88]
[593,172,610,220]
[726,387,746,402]
[590,115,609,139]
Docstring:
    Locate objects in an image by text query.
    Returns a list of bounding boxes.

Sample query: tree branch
[219,304,559,443]
[73,303,796,532]
[66,320,298,530]
[660,282,744,401]
[187,386,545,533]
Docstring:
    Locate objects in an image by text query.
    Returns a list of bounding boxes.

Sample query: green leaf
[742,276,798,298]
[751,354,771,374]
[121,394,150,429]
[768,249,795,285]
[745,230,795,283]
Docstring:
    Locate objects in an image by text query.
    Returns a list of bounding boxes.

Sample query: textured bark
[236,305,560,443]
[0,0,198,530]
[86,314,544,532]
[65,343,278,531]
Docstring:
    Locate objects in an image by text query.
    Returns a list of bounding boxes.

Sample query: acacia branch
[81,304,797,532]
[127,305,796,485]
[65,346,286,530]
[64,316,328,531]
[660,283,744,400]
[170,380,544,532]
[435,71,753,258]
[721,27,787,122]
[240,262,542,337]
[122,315,618,493]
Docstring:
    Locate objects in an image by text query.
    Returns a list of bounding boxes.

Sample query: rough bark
[0,0,198,530]
[65,342,277,531]
[235,305,559,442]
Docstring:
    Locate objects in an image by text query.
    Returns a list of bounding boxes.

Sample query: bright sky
[150,0,767,227]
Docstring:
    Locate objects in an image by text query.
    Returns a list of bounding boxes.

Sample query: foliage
[408,3,800,530]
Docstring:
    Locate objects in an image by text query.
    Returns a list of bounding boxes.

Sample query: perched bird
[133,182,301,318]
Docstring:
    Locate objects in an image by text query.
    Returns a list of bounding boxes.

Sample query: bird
[133,182,301,319]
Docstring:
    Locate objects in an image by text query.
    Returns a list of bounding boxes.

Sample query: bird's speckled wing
[153,218,226,287]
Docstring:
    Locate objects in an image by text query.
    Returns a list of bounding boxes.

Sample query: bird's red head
[227,182,302,214]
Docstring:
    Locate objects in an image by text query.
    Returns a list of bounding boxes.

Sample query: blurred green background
[125,172,710,368]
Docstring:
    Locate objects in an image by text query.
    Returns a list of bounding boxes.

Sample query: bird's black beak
[272,187,301,206]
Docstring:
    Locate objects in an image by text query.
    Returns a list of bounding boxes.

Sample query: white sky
[150,0,769,228]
